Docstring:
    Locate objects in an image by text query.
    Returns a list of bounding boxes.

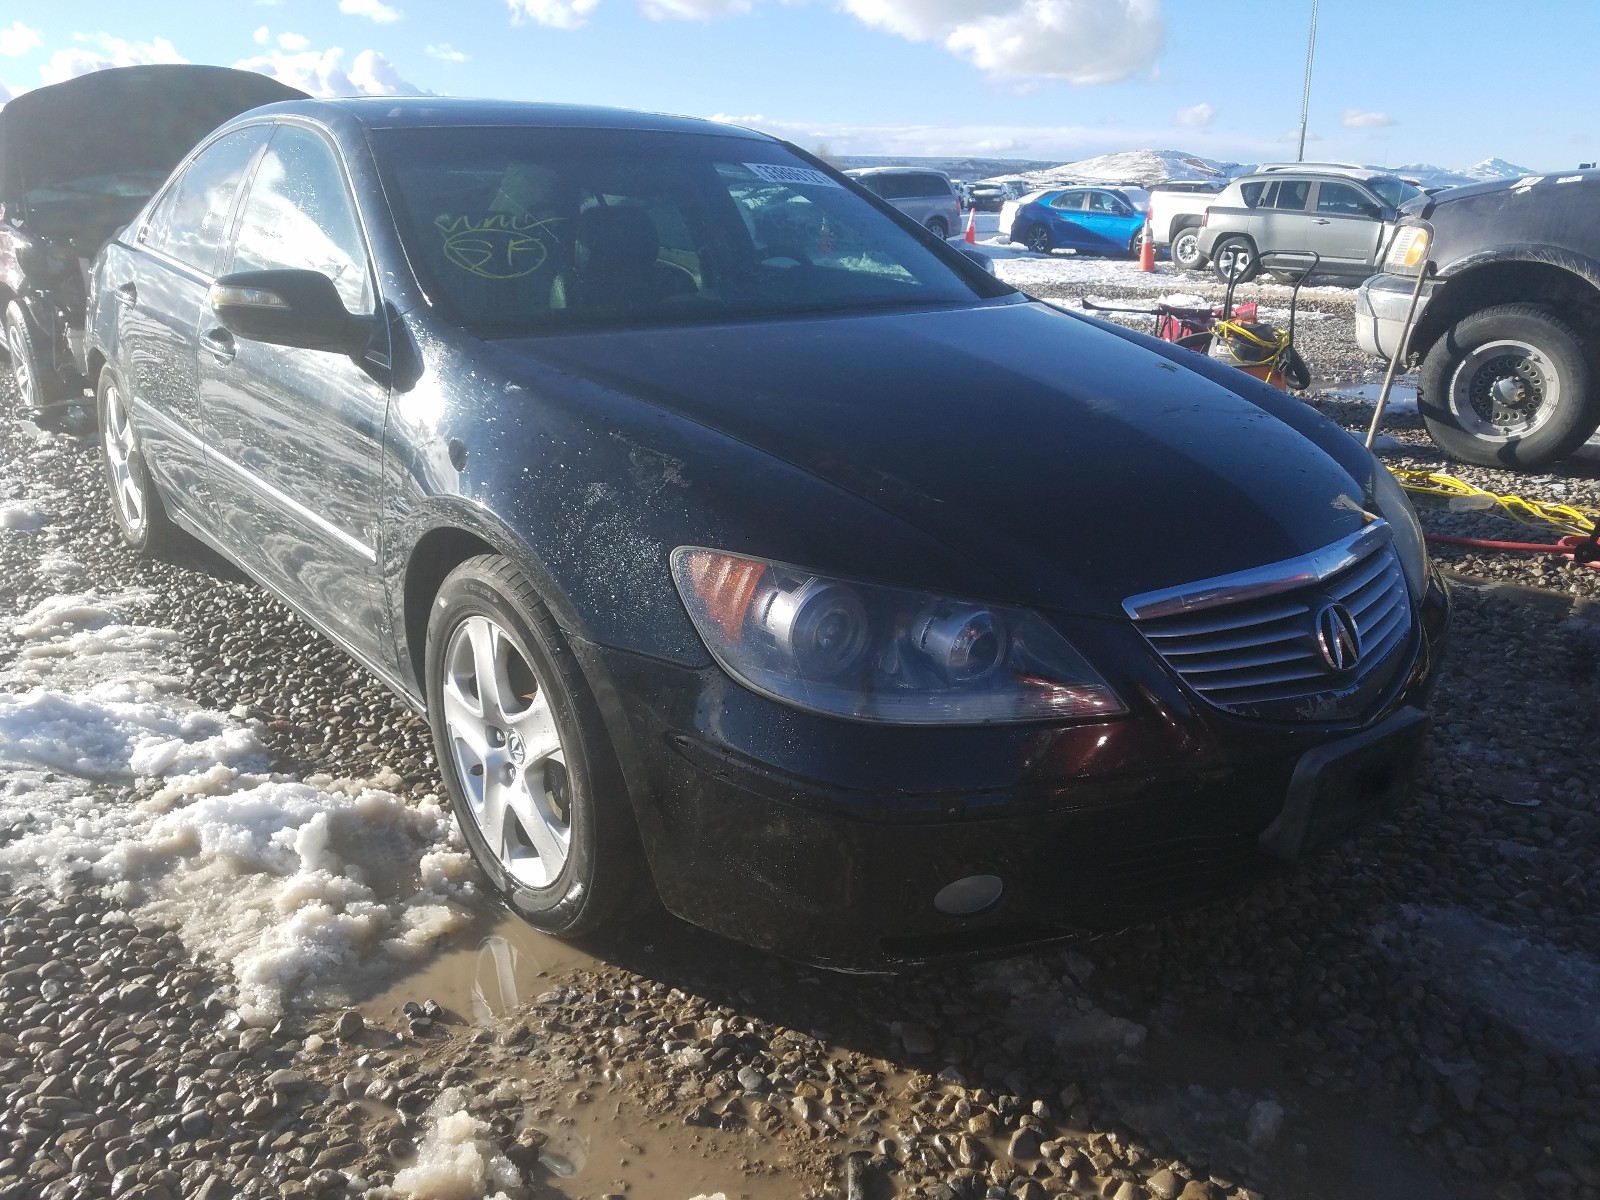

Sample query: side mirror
[209,269,372,356]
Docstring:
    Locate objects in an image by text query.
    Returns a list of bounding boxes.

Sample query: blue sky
[0,0,1589,169]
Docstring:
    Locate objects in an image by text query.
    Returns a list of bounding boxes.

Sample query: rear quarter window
[1238,181,1266,207]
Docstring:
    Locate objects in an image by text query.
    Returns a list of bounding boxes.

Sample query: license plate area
[1259,707,1429,861]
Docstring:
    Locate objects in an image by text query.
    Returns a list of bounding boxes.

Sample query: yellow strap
[1213,319,1288,352]
[1389,468,1597,537]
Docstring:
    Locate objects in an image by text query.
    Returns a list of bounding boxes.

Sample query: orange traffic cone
[964,207,978,245]
[1138,216,1156,272]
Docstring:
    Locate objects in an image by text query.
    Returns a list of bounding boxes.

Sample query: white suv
[1196,168,1422,283]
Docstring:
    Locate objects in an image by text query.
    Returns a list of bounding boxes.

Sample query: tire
[925,217,949,238]
[98,369,179,555]
[1023,225,1053,254]
[1172,227,1206,272]
[1211,236,1259,283]
[1417,304,1600,469]
[1126,228,1144,258]
[425,555,644,938]
[4,300,69,425]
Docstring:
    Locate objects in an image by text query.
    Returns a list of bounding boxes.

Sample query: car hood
[0,65,305,203]
[499,300,1375,618]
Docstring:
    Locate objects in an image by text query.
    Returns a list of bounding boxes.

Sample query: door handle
[114,282,137,306]
[1313,218,1331,225]
[200,328,236,364]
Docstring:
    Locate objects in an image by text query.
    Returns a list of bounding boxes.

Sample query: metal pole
[1296,0,1320,163]
[1365,262,1433,449]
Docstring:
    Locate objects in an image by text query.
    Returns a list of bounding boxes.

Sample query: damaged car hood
[0,64,305,203]
[499,300,1377,617]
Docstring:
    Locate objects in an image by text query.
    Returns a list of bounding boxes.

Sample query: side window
[852,176,882,196]
[1049,192,1087,211]
[910,174,951,198]
[141,127,271,275]
[1316,182,1374,216]
[1269,180,1312,210]
[877,174,916,201]
[1087,192,1122,215]
[230,126,373,314]
[1238,181,1267,207]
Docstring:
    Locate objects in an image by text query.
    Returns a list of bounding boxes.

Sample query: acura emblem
[1314,603,1361,672]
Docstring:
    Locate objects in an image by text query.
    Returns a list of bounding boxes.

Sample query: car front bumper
[581,570,1450,970]
[1356,271,1440,360]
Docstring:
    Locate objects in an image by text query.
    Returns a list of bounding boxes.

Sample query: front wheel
[1418,304,1600,469]
[1126,228,1145,258]
[1211,237,1258,283]
[425,555,644,938]
[1172,227,1206,272]
[1023,225,1053,253]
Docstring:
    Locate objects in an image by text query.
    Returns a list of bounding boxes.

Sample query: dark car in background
[0,65,304,424]
[1357,169,1600,469]
[88,98,1447,969]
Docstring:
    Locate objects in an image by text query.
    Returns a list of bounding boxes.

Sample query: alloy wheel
[5,320,35,409]
[101,378,147,538]
[1450,339,1561,440]
[441,614,571,888]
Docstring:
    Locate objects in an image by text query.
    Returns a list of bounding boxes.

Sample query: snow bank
[0,591,476,1022]
[0,500,49,531]
[389,1088,522,1200]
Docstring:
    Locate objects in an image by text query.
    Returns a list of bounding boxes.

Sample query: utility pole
[1296,0,1320,162]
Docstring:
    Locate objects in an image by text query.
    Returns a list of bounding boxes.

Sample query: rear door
[1076,190,1137,253]
[1251,177,1313,257]
[113,125,271,523]
[1307,180,1386,272]
[198,122,393,663]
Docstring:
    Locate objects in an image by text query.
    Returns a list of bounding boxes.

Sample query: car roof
[235,96,776,141]
[1232,165,1398,186]
[845,166,952,178]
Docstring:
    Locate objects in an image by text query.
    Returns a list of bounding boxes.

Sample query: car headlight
[1383,224,1430,274]
[670,547,1126,725]
[1367,455,1429,599]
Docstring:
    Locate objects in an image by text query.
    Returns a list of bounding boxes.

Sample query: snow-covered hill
[1008,149,1246,188]
[1394,157,1535,189]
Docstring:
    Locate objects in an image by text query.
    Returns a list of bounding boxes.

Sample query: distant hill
[1393,157,1536,189]
[1007,149,1248,188]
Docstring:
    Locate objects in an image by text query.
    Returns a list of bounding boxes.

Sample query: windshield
[370,126,989,333]
[1368,176,1422,208]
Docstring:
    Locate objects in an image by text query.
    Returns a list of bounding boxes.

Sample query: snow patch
[0,590,476,1023]
[1374,905,1600,1059]
[387,1088,522,1200]
[0,500,48,531]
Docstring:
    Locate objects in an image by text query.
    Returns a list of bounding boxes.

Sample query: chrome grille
[1125,524,1415,721]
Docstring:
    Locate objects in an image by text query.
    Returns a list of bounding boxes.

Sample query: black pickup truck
[1,65,304,425]
[1357,170,1600,469]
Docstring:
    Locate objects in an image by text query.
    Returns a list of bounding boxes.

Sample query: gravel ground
[1,298,1598,1200]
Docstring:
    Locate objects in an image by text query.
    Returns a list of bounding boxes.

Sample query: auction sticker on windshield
[743,163,841,188]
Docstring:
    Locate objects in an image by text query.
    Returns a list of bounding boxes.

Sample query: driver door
[197,123,393,664]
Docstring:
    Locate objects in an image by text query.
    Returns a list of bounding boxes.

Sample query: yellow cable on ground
[1389,468,1598,538]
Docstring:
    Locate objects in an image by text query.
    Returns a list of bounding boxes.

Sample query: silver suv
[845,168,961,238]
[1196,167,1422,283]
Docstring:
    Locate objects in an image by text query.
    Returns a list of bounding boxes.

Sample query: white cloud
[340,0,403,22]
[508,0,602,28]
[253,25,271,44]
[1175,102,1213,128]
[234,46,422,96]
[0,20,42,56]
[39,36,187,86]
[641,0,752,18]
[0,80,14,107]
[848,0,1164,82]
[425,42,469,62]
[1342,108,1395,128]
[278,32,311,50]
[504,0,1161,80]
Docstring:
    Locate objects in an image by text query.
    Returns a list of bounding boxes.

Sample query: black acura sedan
[87,98,1448,968]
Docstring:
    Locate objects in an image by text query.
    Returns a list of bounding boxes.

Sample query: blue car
[1003,187,1148,256]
